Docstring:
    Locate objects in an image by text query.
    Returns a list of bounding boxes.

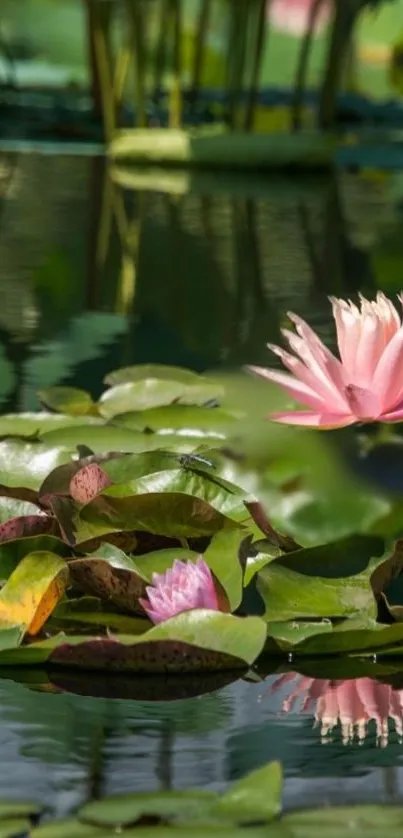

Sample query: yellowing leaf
[0,552,68,636]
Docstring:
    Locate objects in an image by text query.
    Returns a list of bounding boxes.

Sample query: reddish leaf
[0,514,56,545]
[70,463,112,504]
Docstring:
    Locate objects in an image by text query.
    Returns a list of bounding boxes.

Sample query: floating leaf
[0,441,74,492]
[74,493,242,544]
[37,387,95,416]
[214,761,282,823]
[114,403,236,436]
[79,790,217,829]
[0,818,31,837]
[0,413,102,437]
[104,364,223,394]
[283,804,403,837]
[32,819,108,838]
[53,598,149,634]
[98,380,187,418]
[203,530,246,611]
[0,551,68,635]
[68,552,147,614]
[70,464,111,504]
[130,547,199,581]
[257,535,386,622]
[0,612,267,671]
[40,425,191,453]
[0,802,41,819]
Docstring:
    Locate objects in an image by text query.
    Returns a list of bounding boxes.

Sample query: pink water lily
[139,557,220,625]
[248,292,403,428]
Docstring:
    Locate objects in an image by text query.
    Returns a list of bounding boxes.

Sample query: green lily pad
[68,493,242,545]
[98,380,187,418]
[203,530,246,611]
[79,790,217,828]
[0,413,102,437]
[104,364,204,386]
[0,612,267,671]
[283,805,403,838]
[32,820,109,838]
[53,597,149,634]
[130,546,199,581]
[40,425,181,453]
[0,440,74,492]
[0,817,31,837]
[113,403,236,436]
[0,801,41,819]
[257,535,386,622]
[38,387,95,416]
[214,761,282,823]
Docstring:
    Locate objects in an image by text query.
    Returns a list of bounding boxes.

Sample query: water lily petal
[248,366,325,410]
[269,410,356,428]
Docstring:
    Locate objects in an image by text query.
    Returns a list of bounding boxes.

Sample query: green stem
[244,0,267,131]
[292,0,327,131]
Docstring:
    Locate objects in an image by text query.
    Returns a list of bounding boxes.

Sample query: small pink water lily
[248,292,403,428]
[139,557,220,625]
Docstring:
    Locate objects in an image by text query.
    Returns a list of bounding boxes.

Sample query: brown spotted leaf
[70,463,112,505]
[68,555,147,614]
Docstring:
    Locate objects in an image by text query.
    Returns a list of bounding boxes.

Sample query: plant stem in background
[226,2,250,130]
[89,0,115,141]
[153,0,170,102]
[244,0,268,131]
[190,0,212,104]
[292,0,328,131]
[125,0,147,128]
[319,0,360,129]
[169,0,183,128]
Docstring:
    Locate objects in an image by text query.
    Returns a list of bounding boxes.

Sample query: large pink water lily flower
[248,292,403,428]
[139,557,220,625]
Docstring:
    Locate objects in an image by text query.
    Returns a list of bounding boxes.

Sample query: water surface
[1,147,403,814]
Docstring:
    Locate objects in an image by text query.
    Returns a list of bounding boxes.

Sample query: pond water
[2,146,403,816]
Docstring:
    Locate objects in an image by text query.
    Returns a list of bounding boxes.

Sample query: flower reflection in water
[270,673,403,747]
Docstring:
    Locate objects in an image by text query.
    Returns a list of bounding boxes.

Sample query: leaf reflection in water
[269,673,403,748]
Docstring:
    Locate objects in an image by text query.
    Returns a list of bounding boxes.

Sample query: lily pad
[256,535,386,622]
[67,552,147,614]
[37,387,95,416]
[0,817,31,837]
[214,761,282,823]
[68,493,242,545]
[0,612,267,672]
[0,413,102,437]
[98,380,187,418]
[283,805,403,838]
[0,440,74,492]
[41,425,195,453]
[203,530,246,611]
[0,551,68,636]
[79,790,217,828]
[113,403,236,436]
